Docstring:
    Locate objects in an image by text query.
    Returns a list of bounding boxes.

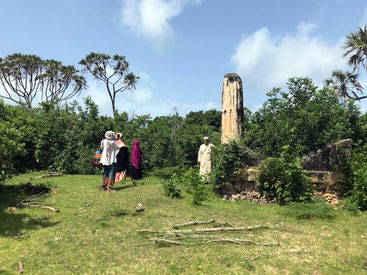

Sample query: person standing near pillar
[197,137,215,181]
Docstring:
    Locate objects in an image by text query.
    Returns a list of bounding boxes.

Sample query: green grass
[1,172,367,274]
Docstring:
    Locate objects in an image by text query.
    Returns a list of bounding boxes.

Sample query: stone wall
[221,140,352,197]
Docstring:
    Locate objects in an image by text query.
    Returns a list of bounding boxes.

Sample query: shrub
[163,177,182,198]
[172,167,209,205]
[210,141,257,193]
[344,147,367,210]
[258,147,313,204]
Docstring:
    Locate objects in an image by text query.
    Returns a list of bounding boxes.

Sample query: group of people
[100,131,142,192]
[99,133,214,192]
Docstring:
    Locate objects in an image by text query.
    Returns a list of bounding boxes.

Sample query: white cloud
[360,7,367,27]
[119,0,200,49]
[231,22,346,93]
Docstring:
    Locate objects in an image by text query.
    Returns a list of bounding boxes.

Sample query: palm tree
[344,25,367,72]
[325,70,365,100]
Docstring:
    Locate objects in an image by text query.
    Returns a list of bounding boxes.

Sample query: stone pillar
[221,73,244,144]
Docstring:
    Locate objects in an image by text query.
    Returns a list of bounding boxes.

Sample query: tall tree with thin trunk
[344,25,367,72]
[0,53,86,107]
[325,70,364,100]
[79,53,139,116]
[325,25,367,100]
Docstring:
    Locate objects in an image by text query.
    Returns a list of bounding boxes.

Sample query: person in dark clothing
[131,140,142,182]
[114,133,129,183]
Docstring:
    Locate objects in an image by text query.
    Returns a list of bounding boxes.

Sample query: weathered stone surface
[306,170,344,192]
[221,73,244,143]
[301,139,352,171]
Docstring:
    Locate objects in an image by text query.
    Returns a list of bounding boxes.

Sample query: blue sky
[1,0,367,116]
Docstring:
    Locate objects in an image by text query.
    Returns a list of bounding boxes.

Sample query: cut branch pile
[16,191,59,212]
[138,220,278,247]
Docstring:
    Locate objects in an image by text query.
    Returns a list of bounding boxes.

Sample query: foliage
[325,70,364,100]
[341,146,367,210]
[210,141,257,194]
[0,53,86,107]
[171,168,209,205]
[163,177,182,198]
[0,121,25,182]
[243,78,360,157]
[344,25,367,73]
[258,147,313,204]
[282,199,337,220]
[79,52,139,115]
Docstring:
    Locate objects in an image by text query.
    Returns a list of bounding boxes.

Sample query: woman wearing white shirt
[100,131,121,192]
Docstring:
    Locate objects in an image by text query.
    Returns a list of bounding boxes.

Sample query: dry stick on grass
[33,172,64,179]
[242,256,260,264]
[151,238,182,245]
[21,204,59,212]
[16,191,59,212]
[214,222,234,228]
[17,261,24,274]
[200,238,280,246]
[139,225,269,235]
[138,237,278,247]
[13,234,30,240]
[173,219,216,229]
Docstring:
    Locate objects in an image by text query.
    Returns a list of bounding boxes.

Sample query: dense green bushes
[340,146,367,210]
[257,148,313,204]
[243,78,361,157]
[210,141,257,194]
[0,98,221,180]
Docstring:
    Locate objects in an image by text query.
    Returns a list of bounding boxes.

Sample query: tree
[0,53,86,107]
[327,25,367,101]
[40,60,87,103]
[344,25,367,72]
[79,53,139,116]
[244,78,359,157]
[0,54,44,107]
[325,70,364,100]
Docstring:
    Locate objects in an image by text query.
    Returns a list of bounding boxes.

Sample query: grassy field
[0,172,367,274]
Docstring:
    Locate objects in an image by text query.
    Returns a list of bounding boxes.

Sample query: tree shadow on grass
[0,185,59,237]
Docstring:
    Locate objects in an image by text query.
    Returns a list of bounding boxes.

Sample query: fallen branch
[13,234,30,240]
[214,222,234,228]
[15,191,58,212]
[74,210,86,215]
[173,219,215,229]
[17,191,47,205]
[139,225,268,235]
[34,172,63,179]
[18,261,24,274]
[23,204,59,212]
[151,238,182,245]
[242,256,260,264]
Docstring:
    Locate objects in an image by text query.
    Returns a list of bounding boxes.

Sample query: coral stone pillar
[221,73,244,144]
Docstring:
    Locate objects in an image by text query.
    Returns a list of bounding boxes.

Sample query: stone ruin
[220,73,351,205]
